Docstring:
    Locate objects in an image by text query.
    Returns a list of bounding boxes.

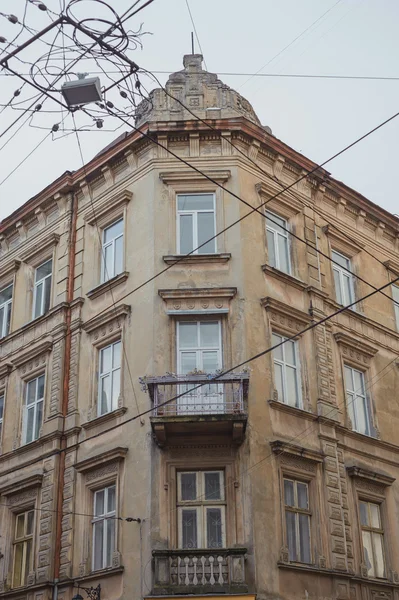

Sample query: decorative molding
[159,287,237,315]
[256,181,304,215]
[384,260,399,277]
[261,296,311,336]
[335,332,378,367]
[82,304,131,335]
[347,466,395,487]
[268,399,317,422]
[0,474,43,497]
[86,272,129,300]
[18,233,60,264]
[81,406,127,430]
[323,224,363,256]
[0,259,21,285]
[74,446,128,474]
[12,340,53,370]
[261,264,307,290]
[84,189,132,226]
[86,462,119,483]
[0,362,12,380]
[159,169,231,185]
[163,253,231,265]
[270,440,324,465]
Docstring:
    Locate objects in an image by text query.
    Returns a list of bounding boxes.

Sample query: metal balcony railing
[140,373,249,417]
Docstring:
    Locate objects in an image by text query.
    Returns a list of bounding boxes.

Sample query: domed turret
[135,54,262,127]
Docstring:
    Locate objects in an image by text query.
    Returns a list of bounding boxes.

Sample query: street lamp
[61,76,102,107]
[72,584,101,600]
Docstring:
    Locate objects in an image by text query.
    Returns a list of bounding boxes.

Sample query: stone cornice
[334,331,378,359]
[11,339,53,369]
[261,264,307,290]
[74,447,128,473]
[159,287,237,315]
[159,169,231,184]
[0,473,43,496]
[0,363,12,379]
[384,259,399,277]
[323,224,364,256]
[270,440,324,463]
[261,296,311,336]
[18,233,60,264]
[163,253,231,265]
[347,466,395,486]
[82,304,131,334]
[0,259,21,284]
[86,272,129,300]
[84,189,132,226]
[256,181,304,214]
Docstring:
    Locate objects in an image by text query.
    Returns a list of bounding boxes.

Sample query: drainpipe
[53,191,78,597]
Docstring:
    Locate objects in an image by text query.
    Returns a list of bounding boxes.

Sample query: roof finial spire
[191,31,194,55]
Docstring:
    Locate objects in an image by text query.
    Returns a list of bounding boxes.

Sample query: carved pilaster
[67,331,80,413]
[49,338,64,418]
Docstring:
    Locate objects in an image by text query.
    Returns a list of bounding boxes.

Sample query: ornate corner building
[0,54,399,600]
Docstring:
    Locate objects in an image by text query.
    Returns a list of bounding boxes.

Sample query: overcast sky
[0,0,398,221]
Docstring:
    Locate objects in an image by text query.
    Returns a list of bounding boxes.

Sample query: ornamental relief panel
[7,488,38,506]
[86,461,118,482]
[279,454,317,474]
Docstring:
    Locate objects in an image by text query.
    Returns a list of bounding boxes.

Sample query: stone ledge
[74,566,124,585]
[261,264,307,290]
[74,446,128,473]
[86,272,129,300]
[81,407,127,431]
[268,399,317,422]
[163,253,231,265]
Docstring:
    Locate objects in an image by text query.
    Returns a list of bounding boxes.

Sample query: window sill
[261,264,307,290]
[268,399,317,421]
[163,253,231,265]
[74,566,124,585]
[81,407,127,430]
[87,272,129,300]
[278,561,394,587]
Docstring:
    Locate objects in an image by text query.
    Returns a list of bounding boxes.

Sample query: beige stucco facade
[1,55,399,600]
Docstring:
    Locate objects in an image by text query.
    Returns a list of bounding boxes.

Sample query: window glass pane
[26,407,35,443]
[0,307,3,338]
[297,483,308,509]
[180,473,197,501]
[369,503,381,529]
[111,368,121,407]
[333,269,343,305]
[272,333,283,361]
[34,282,43,318]
[5,301,11,336]
[202,351,219,373]
[266,211,286,233]
[0,284,12,303]
[113,342,121,369]
[266,229,276,268]
[107,486,116,512]
[35,400,43,440]
[43,276,51,314]
[299,513,311,563]
[25,539,32,582]
[16,514,25,538]
[359,501,369,526]
[180,352,197,374]
[344,366,353,392]
[26,511,34,535]
[0,394,3,420]
[197,212,215,253]
[100,375,111,415]
[38,375,45,399]
[206,508,223,549]
[104,219,123,243]
[355,396,369,435]
[362,530,375,577]
[284,480,294,506]
[347,392,356,429]
[373,532,385,578]
[274,362,284,402]
[277,234,290,273]
[180,214,193,254]
[114,235,124,275]
[353,369,364,394]
[199,322,219,348]
[343,273,353,304]
[103,244,113,281]
[205,472,221,500]
[286,366,299,407]
[285,510,297,561]
[95,490,105,516]
[285,340,296,366]
[100,346,112,374]
[13,543,23,586]
[179,322,197,348]
[182,509,198,548]
[106,518,115,566]
[27,380,36,405]
[332,251,349,270]
[36,260,52,281]
[93,521,104,570]
[178,194,214,211]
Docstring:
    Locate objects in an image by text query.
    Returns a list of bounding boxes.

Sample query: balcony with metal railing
[140,372,249,445]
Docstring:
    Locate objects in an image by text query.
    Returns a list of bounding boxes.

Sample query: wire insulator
[52,123,59,132]
[0,36,7,43]
[106,101,114,108]
[96,119,104,129]
[35,104,42,111]
[8,14,18,24]
[119,90,127,99]
[38,3,47,10]
[13,89,21,97]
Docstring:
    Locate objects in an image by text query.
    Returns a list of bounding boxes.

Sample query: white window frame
[359,500,386,579]
[392,284,399,330]
[176,193,217,254]
[0,391,4,446]
[177,471,226,549]
[0,284,13,338]
[32,259,52,319]
[332,250,355,306]
[344,365,370,436]
[23,374,45,444]
[265,210,291,274]
[98,340,121,416]
[92,485,116,571]
[272,333,302,408]
[283,478,311,564]
[12,509,34,588]
[177,321,222,374]
[101,218,124,283]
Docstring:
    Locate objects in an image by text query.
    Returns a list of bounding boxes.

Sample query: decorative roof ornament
[135,54,268,130]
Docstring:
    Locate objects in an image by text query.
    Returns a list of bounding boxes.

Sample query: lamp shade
[61,77,102,107]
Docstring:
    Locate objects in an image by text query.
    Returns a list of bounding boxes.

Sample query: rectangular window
[0,284,13,338]
[0,392,4,446]
[101,219,124,283]
[33,259,52,319]
[359,500,385,578]
[344,365,370,436]
[392,285,399,330]
[272,333,302,408]
[177,321,223,413]
[284,478,311,563]
[98,341,121,416]
[177,194,216,254]
[332,250,355,306]
[12,509,34,587]
[92,485,116,571]
[177,471,225,549]
[265,210,290,274]
[23,375,45,444]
